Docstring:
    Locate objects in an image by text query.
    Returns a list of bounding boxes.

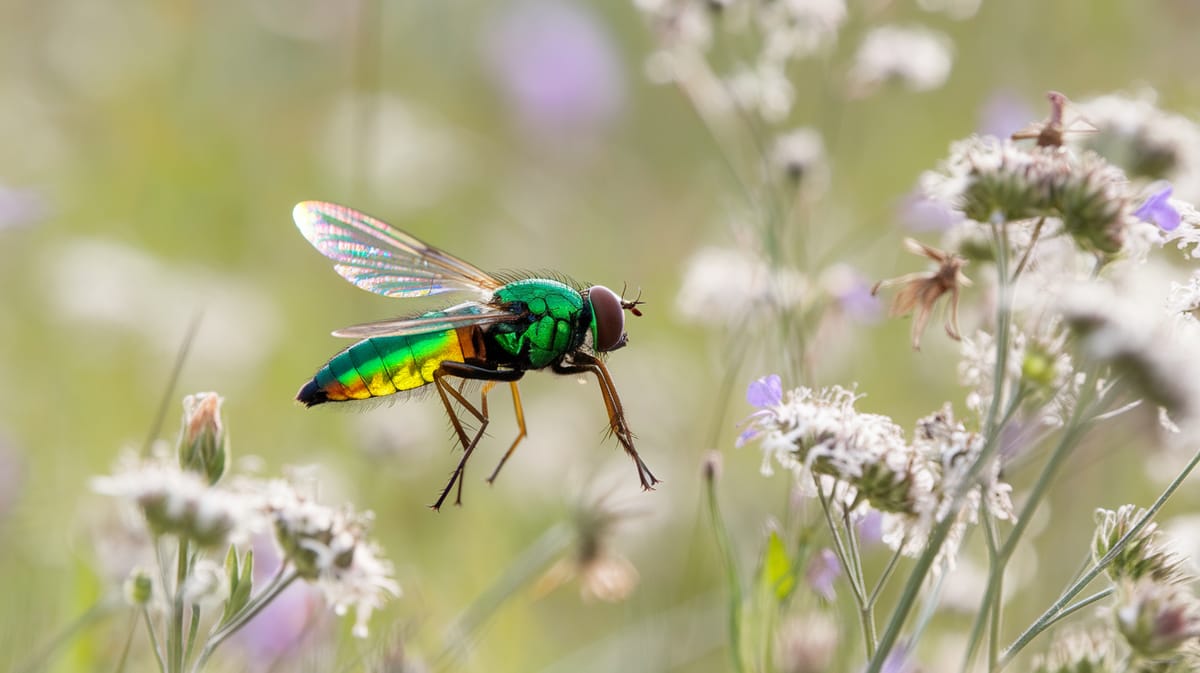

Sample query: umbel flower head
[260,479,399,638]
[737,376,1012,574]
[93,450,252,548]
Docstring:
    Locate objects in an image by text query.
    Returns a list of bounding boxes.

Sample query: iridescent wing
[331,301,528,339]
[294,201,504,300]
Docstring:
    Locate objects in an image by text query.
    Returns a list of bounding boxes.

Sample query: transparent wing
[331,302,527,339]
[294,201,503,299]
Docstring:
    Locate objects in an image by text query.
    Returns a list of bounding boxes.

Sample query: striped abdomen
[297,328,477,406]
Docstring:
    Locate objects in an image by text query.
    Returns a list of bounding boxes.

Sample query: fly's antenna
[620,283,645,317]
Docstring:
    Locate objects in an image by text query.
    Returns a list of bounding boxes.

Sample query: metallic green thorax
[490,279,587,368]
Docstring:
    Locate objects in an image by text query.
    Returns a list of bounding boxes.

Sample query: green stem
[704,471,747,673]
[986,516,1002,672]
[867,548,904,609]
[1000,445,1200,667]
[867,222,1017,673]
[191,571,300,673]
[144,607,167,673]
[169,538,189,673]
[183,604,200,669]
[815,487,867,606]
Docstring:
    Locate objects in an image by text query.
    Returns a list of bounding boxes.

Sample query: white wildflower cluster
[92,449,255,549]
[94,432,400,639]
[847,25,954,97]
[1031,627,1119,673]
[1059,269,1200,432]
[958,318,1077,429]
[739,381,1011,573]
[675,245,807,325]
[1075,91,1200,203]
[258,479,401,639]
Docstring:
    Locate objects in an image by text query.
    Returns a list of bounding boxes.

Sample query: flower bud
[124,567,154,606]
[178,393,227,485]
[1115,580,1200,658]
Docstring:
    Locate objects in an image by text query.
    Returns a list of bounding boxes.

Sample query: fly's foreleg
[553,355,659,490]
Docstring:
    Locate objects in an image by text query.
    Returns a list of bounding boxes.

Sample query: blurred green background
[3,1,1200,671]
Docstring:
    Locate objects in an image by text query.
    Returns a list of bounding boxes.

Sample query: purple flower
[747,375,782,408]
[897,191,963,232]
[482,1,625,144]
[833,274,883,324]
[978,89,1035,139]
[232,536,325,667]
[856,510,884,548]
[806,548,841,601]
[1135,184,1181,232]
[0,185,49,231]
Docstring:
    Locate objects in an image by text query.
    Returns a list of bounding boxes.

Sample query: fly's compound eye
[587,285,627,352]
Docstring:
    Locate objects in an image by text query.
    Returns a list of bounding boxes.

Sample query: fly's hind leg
[486,381,528,484]
[430,363,525,510]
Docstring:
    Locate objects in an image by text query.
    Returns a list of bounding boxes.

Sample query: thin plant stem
[868,548,904,609]
[183,604,200,669]
[842,504,878,657]
[704,471,747,673]
[113,610,138,673]
[1049,588,1114,628]
[985,515,1002,672]
[1010,217,1045,281]
[192,571,301,672]
[867,221,1017,673]
[169,538,190,673]
[141,313,202,458]
[815,486,866,606]
[1001,445,1200,667]
[144,606,167,673]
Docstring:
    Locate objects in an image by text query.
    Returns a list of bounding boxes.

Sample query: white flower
[848,25,953,96]
[770,127,829,192]
[92,450,258,548]
[261,479,400,638]
[1076,90,1200,202]
[675,246,807,326]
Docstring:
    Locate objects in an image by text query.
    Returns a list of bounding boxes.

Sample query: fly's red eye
[587,285,626,352]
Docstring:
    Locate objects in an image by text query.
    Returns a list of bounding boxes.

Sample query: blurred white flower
[775,612,838,673]
[848,25,953,96]
[675,246,807,326]
[93,450,258,548]
[1076,90,1200,202]
[770,127,829,193]
[917,0,982,20]
[46,238,281,378]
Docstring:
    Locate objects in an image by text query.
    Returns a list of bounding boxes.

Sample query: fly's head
[586,285,644,353]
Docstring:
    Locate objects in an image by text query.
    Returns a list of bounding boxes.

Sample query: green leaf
[221,548,254,626]
[758,531,796,604]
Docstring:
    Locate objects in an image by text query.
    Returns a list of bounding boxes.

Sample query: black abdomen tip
[296,379,328,407]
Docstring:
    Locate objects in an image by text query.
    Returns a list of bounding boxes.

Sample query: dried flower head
[1093,505,1190,585]
[537,496,641,603]
[872,238,971,350]
[1115,580,1200,659]
[1011,91,1097,148]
